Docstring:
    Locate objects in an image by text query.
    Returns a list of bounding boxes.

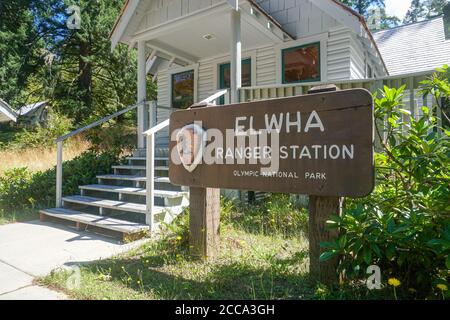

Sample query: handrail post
[150,101,157,127]
[56,141,63,208]
[146,132,155,230]
[225,89,230,105]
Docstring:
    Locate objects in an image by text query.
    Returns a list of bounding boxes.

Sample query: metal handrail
[55,101,149,208]
[143,89,229,231]
[191,89,229,107]
[56,102,145,143]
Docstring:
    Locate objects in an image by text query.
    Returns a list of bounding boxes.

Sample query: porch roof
[111,1,294,66]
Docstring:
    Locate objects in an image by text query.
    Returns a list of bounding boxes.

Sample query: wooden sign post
[309,196,342,284]
[169,89,375,279]
[185,103,221,260]
[307,85,341,285]
[189,187,220,260]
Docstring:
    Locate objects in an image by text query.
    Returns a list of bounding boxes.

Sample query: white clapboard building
[40,0,450,241]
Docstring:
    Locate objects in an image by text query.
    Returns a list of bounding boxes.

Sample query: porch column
[137,40,148,149]
[230,7,241,103]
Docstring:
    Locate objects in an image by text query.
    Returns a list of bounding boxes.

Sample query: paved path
[0,220,149,300]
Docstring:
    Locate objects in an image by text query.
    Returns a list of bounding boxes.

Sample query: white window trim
[275,33,328,84]
[168,64,199,107]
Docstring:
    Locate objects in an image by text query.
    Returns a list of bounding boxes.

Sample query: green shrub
[9,110,73,149]
[86,123,137,152]
[321,67,450,299]
[0,149,122,209]
[0,168,35,209]
[222,194,309,237]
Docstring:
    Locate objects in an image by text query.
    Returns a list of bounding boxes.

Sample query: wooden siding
[255,0,340,38]
[256,46,277,86]
[349,34,367,79]
[326,27,351,81]
[198,58,216,101]
[140,0,223,31]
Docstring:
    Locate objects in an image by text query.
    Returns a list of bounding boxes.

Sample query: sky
[385,0,413,20]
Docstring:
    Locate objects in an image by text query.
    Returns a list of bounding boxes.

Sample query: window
[282,42,320,84]
[219,59,252,89]
[218,59,252,104]
[172,70,194,109]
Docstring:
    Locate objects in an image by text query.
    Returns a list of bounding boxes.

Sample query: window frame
[281,41,322,84]
[218,58,253,90]
[169,64,198,109]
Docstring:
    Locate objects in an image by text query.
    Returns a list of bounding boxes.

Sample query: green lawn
[40,222,315,300]
[38,197,389,300]
[0,207,40,225]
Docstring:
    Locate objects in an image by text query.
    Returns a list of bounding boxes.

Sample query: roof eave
[0,100,17,123]
[330,0,389,75]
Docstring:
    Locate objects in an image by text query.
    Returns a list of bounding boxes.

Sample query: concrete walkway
[0,220,149,300]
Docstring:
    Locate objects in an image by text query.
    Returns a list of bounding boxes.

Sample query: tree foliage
[425,0,449,16]
[404,0,427,24]
[341,0,400,29]
[404,0,449,24]
[0,0,45,107]
[0,0,150,127]
[341,0,385,15]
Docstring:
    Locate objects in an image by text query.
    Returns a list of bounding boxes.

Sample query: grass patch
[0,207,39,225]
[40,223,312,300]
[38,196,392,300]
[0,136,90,176]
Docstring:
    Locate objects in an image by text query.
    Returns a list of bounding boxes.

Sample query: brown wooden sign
[169,89,374,198]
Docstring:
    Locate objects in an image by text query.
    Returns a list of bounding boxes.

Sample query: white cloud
[385,0,413,19]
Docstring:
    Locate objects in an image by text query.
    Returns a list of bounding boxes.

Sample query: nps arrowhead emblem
[176,123,207,173]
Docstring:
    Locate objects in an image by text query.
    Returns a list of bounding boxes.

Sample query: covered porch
[130,0,293,148]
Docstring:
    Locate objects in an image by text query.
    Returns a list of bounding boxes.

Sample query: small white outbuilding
[0,99,17,124]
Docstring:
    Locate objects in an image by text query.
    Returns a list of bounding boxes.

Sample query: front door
[218,59,252,104]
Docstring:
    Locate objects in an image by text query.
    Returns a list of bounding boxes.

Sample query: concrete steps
[40,149,188,242]
[40,208,149,243]
[96,174,171,184]
[79,184,186,198]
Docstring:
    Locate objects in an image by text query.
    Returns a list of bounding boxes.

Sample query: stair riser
[133,148,169,158]
[128,159,168,167]
[61,202,170,225]
[155,181,185,192]
[80,189,186,206]
[98,178,137,188]
[63,201,144,219]
[113,168,168,177]
[113,168,145,176]
[97,178,183,191]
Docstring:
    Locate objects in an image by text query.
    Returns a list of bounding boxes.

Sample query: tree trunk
[79,40,92,108]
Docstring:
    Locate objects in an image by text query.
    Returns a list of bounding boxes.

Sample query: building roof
[373,16,450,76]
[17,101,47,117]
[0,99,17,123]
[109,0,387,74]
